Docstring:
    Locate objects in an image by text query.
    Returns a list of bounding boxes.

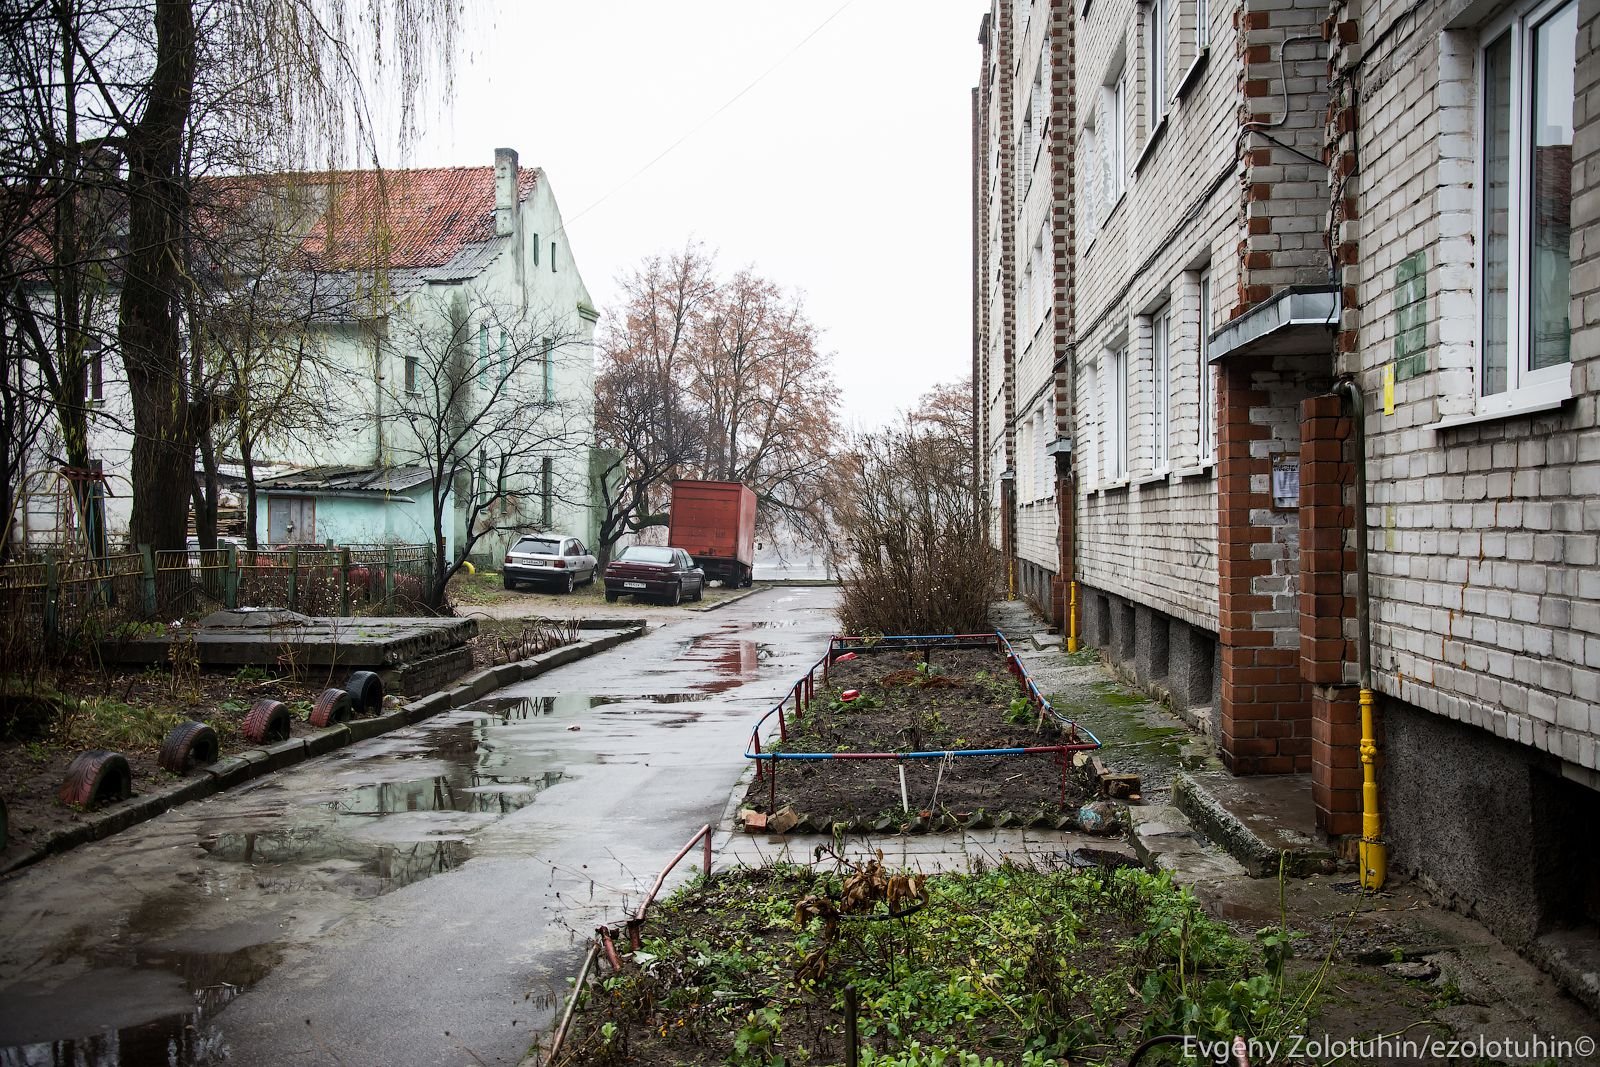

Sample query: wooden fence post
[224,545,239,609]
[339,546,351,616]
[43,560,59,638]
[287,545,300,612]
[138,544,156,618]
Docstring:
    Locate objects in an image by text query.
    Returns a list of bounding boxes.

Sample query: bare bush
[831,379,995,636]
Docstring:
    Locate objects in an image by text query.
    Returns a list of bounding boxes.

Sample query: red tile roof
[300,166,538,271]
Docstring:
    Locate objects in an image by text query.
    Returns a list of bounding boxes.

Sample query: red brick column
[1217,360,1311,773]
[1299,394,1362,834]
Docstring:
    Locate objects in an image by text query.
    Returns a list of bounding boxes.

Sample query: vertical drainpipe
[1333,377,1385,889]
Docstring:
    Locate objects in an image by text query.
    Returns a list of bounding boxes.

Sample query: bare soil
[740,646,1099,826]
[0,665,337,864]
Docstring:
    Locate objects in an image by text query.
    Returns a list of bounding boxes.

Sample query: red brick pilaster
[1299,394,1362,834]
[1217,359,1311,774]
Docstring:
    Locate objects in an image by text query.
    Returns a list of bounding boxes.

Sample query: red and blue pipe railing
[746,631,1102,811]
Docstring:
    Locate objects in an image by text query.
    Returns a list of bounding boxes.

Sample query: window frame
[1146,0,1170,128]
[477,323,489,389]
[541,457,554,526]
[1197,270,1214,464]
[1476,0,1577,413]
[1083,361,1100,488]
[1101,70,1128,207]
[1150,304,1172,473]
[1109,345,1129,480]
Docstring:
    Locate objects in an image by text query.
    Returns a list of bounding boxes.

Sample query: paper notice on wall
[1383,363,1396,415]
[1272,455,1300,509]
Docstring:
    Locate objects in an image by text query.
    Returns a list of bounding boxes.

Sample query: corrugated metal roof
[256,465,434,494]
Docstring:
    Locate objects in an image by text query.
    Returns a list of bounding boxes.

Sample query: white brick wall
[1350,0,1600,775]
[1073,0,1235,632]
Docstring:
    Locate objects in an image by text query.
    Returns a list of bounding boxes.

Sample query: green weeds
[572,862,1303,1067]
[57,695,181,752]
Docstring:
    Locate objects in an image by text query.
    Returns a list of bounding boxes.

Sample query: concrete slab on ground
[1174,770,1336,877]
[101,608,476,667]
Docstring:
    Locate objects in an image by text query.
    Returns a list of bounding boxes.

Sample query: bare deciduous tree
[380,288,591,610]
[0,0,465,554]
[595,243,840,563]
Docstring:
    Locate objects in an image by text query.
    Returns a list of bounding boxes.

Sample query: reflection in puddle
[194,771,565,897]
[0,1015,224,1066]
[198,830,470,897]
[333,772,564,816]
[0,943,280,1067]
[679,631,769,693]
[470,692,712,719]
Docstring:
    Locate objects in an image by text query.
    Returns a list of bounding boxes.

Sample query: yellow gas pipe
[1358,688,1385,887]
[1067,581,1079,653]
[1336,378,1385,890]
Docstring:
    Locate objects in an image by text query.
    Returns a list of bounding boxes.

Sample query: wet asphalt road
[0,586,838,1067]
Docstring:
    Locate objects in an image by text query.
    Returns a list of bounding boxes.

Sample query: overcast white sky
[400,1,991,430]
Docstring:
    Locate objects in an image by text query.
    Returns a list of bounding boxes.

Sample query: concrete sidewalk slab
[1174,770,1337,877]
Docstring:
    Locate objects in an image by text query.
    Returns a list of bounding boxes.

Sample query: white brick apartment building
[977,0,1600,1005]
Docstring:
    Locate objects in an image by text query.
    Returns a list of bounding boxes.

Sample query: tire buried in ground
[241,699,292,744]
[157,721,219,773]
[59,750,132,810]
[309,688,354,728]
[344,671,383,715]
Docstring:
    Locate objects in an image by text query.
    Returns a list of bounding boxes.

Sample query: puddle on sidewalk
[0,942,280,1066]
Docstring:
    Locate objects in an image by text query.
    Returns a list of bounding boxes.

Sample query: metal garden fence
[0,542,437,653]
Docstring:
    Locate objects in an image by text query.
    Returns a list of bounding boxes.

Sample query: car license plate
[624,581,646,589]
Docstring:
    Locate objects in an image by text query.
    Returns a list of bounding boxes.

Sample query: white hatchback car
[501,533,598,593]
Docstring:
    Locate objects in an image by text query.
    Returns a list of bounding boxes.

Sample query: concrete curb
[0,621,647,880]
[687,587,760,613]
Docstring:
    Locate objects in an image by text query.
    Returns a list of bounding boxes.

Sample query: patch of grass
[567,860,1308,1067]
[447,568,519,606]
[57,696,182,753]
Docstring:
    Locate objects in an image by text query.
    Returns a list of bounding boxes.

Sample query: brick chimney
[494,147,518,237]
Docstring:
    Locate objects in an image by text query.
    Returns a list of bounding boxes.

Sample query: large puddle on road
[182,686,730,903]
[470,692,712,718]
[0,942,279,1066]
[0,610,836,1066]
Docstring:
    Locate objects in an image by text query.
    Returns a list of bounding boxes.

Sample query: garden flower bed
[740,636,1103,831]
[559,856,1295,1066]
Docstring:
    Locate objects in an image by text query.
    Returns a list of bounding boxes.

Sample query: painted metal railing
[548,823,716,1061]
[742,631,1102,812]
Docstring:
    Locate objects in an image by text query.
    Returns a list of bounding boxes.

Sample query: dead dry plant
[829,390,996,635]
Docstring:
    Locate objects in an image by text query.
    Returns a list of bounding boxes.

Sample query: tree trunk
[240,433,259,549]
[120,0,197,555]
[193,430,219,550]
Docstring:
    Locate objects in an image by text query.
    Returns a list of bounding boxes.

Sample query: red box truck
[668,480,757,587]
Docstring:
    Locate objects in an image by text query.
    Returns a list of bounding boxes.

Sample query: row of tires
[46,670,387,816]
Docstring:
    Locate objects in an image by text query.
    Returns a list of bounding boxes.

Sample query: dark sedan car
[603,546,705,605]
